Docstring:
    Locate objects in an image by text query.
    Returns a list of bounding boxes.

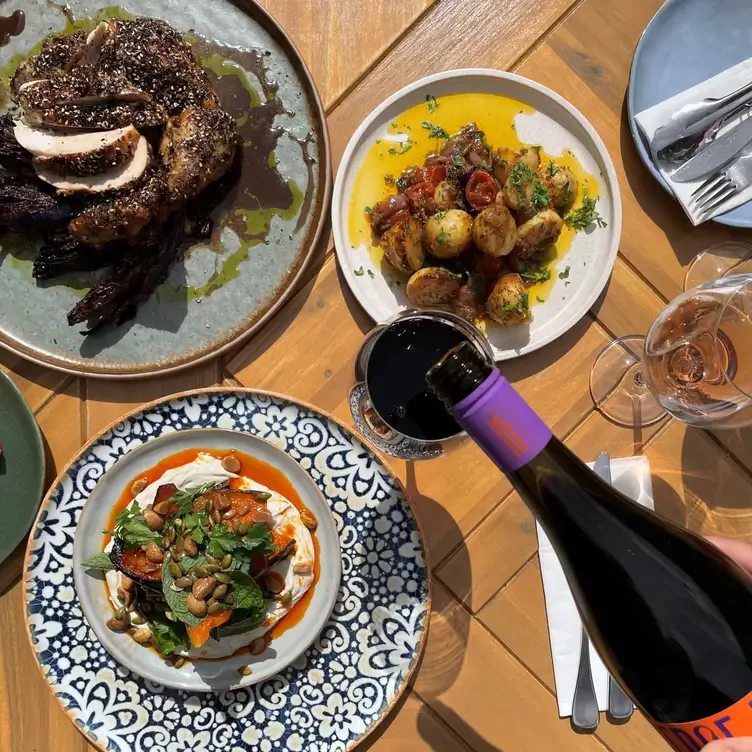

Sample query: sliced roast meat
[159,107,237,206]
[15,123,141,177]
[10,31,87,95]
[34,135,150,193]
[69,164,166,245]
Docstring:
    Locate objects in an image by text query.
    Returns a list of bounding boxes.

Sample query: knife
[593,451,635,722]
[672,115,752,183]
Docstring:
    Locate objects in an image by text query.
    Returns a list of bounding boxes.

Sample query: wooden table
[2,0,752,749]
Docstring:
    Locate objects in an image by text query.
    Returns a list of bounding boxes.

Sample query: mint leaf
[227,571,266,614]
[148,614,190,656]
[161,555,206,627]
[113,502,161,548]
[81,552,115,571]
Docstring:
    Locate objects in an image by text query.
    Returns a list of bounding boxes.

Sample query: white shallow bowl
[332,68,622,361]
[73,428,341,692]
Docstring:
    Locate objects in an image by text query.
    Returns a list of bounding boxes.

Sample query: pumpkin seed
[254,491,271,501]
[205,564,221,574]
[249,637,267,655]
[207,597,218,607]
[223,509,236,519]
[153,500,171,516]
[175,536,185,554]
[222,455,241,473]
[168,528,177,543]
[207,601,221,615]
[174,518,184,529]
[106,617,127,632]
[165,610,175,621]
[143,509,164,530]
[221,554,233,570]
[143,564,160,573]
[170,545,182,561]
[238,503,250,516]
[175,577,193,589]
[189,573,198,583]
[193,566,208,579]
[127,602,138,612]
[204,499,213,514]
[223,593,235,605]
[211,509,222,525]
[168,562,183,578]
[236,522,249,536]
[130,477,148,497]
[192,577,217,601]
[300,508,318,531]
[238,665,252,676]
[120,575,135,592]
[293,562,312,575]
[279,591,293,606]
[162,535,171,547]
[130,613,146,625]
[133,627,152,644]
[115,607,129,623]
[215,573,231,585]
[213,584,228,599]
[145,542,164,563]
[252,508,272,524]
[184,538,198,557]
[173,657,186,668]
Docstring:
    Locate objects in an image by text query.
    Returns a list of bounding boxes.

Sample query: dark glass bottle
[427,342,752,750]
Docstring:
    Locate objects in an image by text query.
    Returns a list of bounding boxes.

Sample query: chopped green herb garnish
[532,145,542,152]
[502,292,529,313]
[426,94,439,113]
[532,178,550,210]
[558,266,571,280]
[365,205,373,214]
[520,266,551,283]
[547,161,560,177]
[421,121,449,140]
[438,230,447,245]
[388,139,413,155]
[565,184,607,231]
[367,269,375,279]
[536,295,545,303]
[354,267,365,276]
[109,501,162,549]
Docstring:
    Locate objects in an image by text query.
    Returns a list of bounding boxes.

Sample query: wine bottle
[426,342,752,751]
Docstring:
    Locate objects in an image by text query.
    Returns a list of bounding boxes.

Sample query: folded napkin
[635,58,752,225]
[536,456,654,717]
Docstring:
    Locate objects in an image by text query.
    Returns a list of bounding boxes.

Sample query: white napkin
[634,58,752,225]
[536,456,654,717]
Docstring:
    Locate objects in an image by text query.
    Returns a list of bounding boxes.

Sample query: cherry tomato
[405,181,436,214]
[388,209,412,227]
[423,165,447,184]
[465,169,498,211]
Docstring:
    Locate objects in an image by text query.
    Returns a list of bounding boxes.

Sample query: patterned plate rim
[1,0,333,380]
[21,386,433,752]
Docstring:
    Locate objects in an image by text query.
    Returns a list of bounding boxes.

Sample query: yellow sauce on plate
[347,92,601,305]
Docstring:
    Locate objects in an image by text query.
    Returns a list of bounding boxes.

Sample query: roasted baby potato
[517,209,564,251]
[423,209,473,258]
[434,180,460,211]
[493,146,541,186]
[380,217,424,273]
[472,204,517,257]
[406,267,462,306]
[486,273,532,326]
[544,162,578,213]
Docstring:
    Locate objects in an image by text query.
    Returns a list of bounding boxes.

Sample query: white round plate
[332,68,622,361]
[73,428,341,692]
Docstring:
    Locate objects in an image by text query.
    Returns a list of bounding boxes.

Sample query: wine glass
[590,273,752,428]
[684,241,752,291]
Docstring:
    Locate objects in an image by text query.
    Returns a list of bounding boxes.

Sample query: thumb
[705,739,752,751]
[706,536,752,576]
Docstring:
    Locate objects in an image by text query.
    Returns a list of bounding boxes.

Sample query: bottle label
[654,691,752,750]
[451,370,552,472]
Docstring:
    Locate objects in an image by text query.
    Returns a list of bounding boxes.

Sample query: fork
[690,152,752,218]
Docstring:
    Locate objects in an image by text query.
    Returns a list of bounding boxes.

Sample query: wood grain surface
[2,0,751,750]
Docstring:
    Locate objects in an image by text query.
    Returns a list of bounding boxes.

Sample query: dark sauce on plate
[366,318,470,441]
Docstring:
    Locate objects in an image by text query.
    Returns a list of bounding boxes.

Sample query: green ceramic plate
[0,369,44,565]
[0,0,330,379]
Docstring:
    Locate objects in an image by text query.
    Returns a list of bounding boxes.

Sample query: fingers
[704,739,752,751]
[706,536,752,576]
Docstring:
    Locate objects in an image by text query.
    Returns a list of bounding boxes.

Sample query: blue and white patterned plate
[23,389,431,752]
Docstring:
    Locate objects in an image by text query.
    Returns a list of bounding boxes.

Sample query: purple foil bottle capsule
[426,342,552,472]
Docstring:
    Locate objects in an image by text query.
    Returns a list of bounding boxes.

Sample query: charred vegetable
[0,173,70,230]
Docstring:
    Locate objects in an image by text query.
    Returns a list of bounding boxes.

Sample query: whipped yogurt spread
[105,453,315,658]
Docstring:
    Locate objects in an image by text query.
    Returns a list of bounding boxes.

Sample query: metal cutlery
[690,152,752,219]
[593,451,634,723]
[653,78,752,153]
[672,112,752,182]
[572,628,600,731]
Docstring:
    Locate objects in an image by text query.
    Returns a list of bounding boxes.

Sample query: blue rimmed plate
[628,0,752,227]
[23,389,430,752]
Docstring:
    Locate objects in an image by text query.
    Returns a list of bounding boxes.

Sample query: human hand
[701,538,752,751]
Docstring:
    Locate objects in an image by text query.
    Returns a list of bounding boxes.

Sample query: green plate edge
[0,369,45,566]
